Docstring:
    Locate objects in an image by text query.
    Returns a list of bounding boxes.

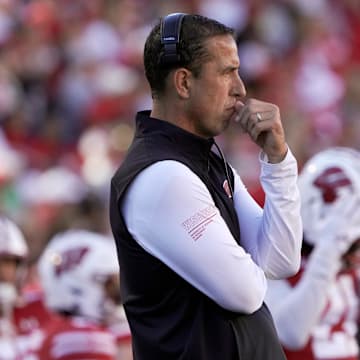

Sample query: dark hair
[144,14,235,99]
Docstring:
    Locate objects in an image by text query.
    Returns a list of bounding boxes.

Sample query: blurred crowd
[0,0,359,262]
[0,0,360,358]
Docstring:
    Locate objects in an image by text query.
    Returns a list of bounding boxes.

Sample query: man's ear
[173,68,192,99]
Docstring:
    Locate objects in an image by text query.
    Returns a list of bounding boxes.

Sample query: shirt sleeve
[121,160,267,314]
[232,148,302,279]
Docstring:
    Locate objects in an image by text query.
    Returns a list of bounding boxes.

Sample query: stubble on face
[187,35,242,138]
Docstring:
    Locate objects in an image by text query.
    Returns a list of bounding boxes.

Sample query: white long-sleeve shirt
[121,149,302,314]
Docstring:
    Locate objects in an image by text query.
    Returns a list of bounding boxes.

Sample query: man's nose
[232,74,247,99]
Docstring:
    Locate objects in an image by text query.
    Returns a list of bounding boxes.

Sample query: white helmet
[38,229,120,323]
[0,216,28,260]
[298,147,360,247]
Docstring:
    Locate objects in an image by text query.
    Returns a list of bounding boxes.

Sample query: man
[110,13,302,359]
[265,147,360,360]
[0,215,52,359]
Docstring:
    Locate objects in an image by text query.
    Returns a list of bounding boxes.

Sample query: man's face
[0,256,20,316]
[0,256,18,284]
[186,34,246,138]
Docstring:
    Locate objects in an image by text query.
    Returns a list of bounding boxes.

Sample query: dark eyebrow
[222,65,239,73]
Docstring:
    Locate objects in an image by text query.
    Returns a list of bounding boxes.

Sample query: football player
[36,229,132,360]
[0,215,53,359]
[266,147,360,360]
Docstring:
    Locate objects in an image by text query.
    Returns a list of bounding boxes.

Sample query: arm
[231,98,302,278]
[265,194,360,349]
[121,160,267,314]
[232,149,302,279]
[265,245,341,349]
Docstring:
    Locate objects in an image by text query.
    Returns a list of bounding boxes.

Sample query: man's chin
[221,117,231,132]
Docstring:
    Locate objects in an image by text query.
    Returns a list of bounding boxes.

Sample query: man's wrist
[266,146,288,164]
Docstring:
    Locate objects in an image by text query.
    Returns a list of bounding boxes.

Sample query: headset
[160,13,186,66]
[160,13,234,199]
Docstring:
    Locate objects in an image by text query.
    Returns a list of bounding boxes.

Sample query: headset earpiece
[160,13,186,66]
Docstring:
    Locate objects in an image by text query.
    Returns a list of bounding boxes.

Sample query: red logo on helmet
[313,167,352,203]
[55,247,89,277]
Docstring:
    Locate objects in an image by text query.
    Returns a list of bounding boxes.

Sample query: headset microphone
[160,13,186,66]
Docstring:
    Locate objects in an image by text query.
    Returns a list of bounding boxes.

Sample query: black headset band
[160,13,186,66]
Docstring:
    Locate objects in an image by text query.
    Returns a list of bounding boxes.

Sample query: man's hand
[232,98,287,163]
[303,193,360,256]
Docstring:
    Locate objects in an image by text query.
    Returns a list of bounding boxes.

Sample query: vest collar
[135,110,215,163]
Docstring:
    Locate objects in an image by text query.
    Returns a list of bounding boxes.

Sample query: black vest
[110,111,286,360]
